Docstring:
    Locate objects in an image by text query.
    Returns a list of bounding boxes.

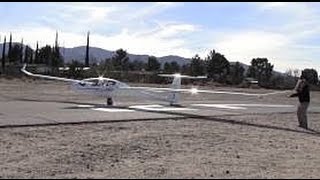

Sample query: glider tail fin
[158,73,207,106]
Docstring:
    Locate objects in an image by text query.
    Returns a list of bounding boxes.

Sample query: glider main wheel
[107,97,113,106]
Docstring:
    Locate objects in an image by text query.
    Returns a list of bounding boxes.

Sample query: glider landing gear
[107,97,113,106]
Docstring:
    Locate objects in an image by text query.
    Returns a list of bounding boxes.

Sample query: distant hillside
[60,46,114,64]
[0,43,284,75]
[0,42,27,55]
[0,44,192,66]
[60,46,191,67]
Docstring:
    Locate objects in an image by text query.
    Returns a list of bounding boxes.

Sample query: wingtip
[21,63,27,71]
[21,64,31,76]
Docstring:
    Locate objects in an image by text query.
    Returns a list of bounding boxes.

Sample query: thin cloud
[208,30,289,65]
[256,2,291,10]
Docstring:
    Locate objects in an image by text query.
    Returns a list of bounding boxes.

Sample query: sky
[0,2,320,73]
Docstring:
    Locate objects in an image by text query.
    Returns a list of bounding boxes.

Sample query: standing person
[288,70,310,129]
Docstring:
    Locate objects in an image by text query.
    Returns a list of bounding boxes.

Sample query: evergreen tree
[20,39,23,63]
[8,33,12,63]
[1,36,6,71]
[35,42,39,64]
[102,58,115,74]
[146,56,160,71]
[170,61,180,73]
[24,46,34,64]
[85,31,90,67]
[228,62,245,85]
[10,44,22,64]
[205,50,230,83]
[163,61,180,73]
[24,45,27,64]
[52,31,64,68]
[112,49,129,71]
[129,60,145,71]
[163,62,171,73]
[38,45,52,65]
[68,60,84,79]
[247,58,273,86]
[181,64,190,74]
[190,54,206,76]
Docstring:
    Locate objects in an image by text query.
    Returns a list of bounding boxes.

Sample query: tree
[247,58,273,86]
[205,50,230,83]
[190,54,206,76]
[20,39,23,63]
[181,64,190,74]
[98,58,115,76]
[10,44,23,64]
[227,62,245,85]
[52,40,64,68]
[129,59,145,71]
[34,42,39,64]
[38,45,52,65]
[2,36,6,71]
[163,61,180,73]
[8,33,12,63]
[67,60,85,79]
[85,31,90,67]
[112,49,129,71]
[269,75,286,89]
[24,45,33,64]
[52,31,64,68]
[283,68,297,88]
[163,62,171,73]
[146,56,160,71]
[170,61,180,72]
[302,68,318,85]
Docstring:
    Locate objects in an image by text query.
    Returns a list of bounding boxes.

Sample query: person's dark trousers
[297,102,309,129]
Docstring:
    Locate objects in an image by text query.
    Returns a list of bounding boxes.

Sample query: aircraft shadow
[123,105,320,137]
[9,97,99,106]
[5,97,320,137]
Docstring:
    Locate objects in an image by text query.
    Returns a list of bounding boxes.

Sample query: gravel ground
[1,78,320,179]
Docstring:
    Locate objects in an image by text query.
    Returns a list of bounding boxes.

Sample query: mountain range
[60,46,192,67]
[0,44,192,66]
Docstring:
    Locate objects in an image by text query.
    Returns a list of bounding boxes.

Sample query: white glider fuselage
[70,77,128,98]
[69,75,191,106]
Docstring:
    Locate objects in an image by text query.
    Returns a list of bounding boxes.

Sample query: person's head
[300,70,311,84]
[300,70,307,79]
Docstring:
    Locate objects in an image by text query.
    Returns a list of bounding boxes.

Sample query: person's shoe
[299,124,308,129]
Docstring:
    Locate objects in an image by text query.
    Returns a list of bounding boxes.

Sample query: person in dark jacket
[288,70,310,129]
